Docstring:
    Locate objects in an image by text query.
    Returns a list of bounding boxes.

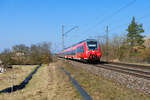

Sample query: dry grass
[61,60,150,100]
[0,65,36,90]
[0,63,81,100]
[0,65,49,100]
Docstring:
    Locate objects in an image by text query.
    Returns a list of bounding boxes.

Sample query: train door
[76,45,84,59]
[83,43,87,59]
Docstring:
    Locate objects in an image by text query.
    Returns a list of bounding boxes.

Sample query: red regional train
[57,39,102,62]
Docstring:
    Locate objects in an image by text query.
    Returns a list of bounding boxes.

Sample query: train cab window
[87,41,97,50]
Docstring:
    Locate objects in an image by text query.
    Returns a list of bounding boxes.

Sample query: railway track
[59,58,150,80]
[106,61,150,70]
[94,62,150,80]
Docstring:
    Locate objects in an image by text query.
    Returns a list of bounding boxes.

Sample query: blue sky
[0,0,150,52]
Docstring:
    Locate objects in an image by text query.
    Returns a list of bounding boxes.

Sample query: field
[0,64,80,100]
[0,65,37,90]
[0,60,149,100]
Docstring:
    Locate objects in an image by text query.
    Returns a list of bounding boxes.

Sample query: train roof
[63,39,97,50]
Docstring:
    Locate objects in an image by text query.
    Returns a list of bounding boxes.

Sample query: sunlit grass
[62,61,150,100]
[0,65,36,90]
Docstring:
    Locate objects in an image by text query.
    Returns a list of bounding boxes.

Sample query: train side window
[79,47,80,52]
[75,48,77,53]
[83,46,84,52]
[80,46,82,52]
[82,46,84,52]
[79,45,83,52]
[71,50,73,55]
[77,46,84,53]
[73,50,75,55]
[77,47,79,52]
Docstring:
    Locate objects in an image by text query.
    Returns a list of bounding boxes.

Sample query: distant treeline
[100,16,150,63]
[0,42,52,66]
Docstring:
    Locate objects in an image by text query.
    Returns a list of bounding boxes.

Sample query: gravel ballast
[68,60,150,96]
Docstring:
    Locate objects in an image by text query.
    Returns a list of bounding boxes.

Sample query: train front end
[85,40,101,62]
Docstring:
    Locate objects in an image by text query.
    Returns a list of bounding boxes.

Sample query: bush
[0,42,52,66]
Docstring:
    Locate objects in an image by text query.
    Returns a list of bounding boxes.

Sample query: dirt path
[47,64,59,99]
[47,63,80,100]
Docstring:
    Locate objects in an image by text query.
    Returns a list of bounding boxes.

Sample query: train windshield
[87,41,97,50]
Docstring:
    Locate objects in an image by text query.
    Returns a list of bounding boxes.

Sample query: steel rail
[59,58,150,80]
[95,64,150,80]
[103,61,150,70]
[102,64,150,75]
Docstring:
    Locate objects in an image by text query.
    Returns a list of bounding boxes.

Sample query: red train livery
[57,39,102,62]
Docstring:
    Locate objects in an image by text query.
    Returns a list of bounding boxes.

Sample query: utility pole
[62,25,64,50]
[61,25,78,50]
[106,25,109,62]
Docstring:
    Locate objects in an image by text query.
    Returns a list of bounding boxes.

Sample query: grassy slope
[61,61,150,100]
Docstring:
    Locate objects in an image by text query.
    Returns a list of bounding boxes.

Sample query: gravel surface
[68,60,150,96]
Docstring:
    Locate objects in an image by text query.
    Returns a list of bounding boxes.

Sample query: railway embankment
[59,59,150,100]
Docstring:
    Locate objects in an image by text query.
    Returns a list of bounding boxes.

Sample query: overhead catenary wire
[81,0,137,35]
[64,26,78,36]
[107,5,150,33]
[110,11,150,33]
[94,0,136,26]
[62,25,78,50]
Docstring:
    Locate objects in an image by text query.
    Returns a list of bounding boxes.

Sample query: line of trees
[100,16,150,63]
[0,42,52,66]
